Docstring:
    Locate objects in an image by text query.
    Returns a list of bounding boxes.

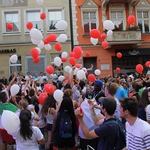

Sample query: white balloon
[107,30,113,37]
[31,38,41,45]
[35,47,41,54]
[10,84,20,97]
[54,57,62,67]
[82,67,87,72]
[103,20,115,30]
[64,66,71,73]
[36,0,44,6]
[30,28,43,41]
[1,110,20,133]
[90,37,98,45]
[77,70,86,80]
[37,40,44,49]
[94,69,101,76]
[56,34,68,43]
[58,75,65,82]
[53,89,64,102]
[61,52,68,58]
[44,44,51,51]
[10,54,18,63]
[55,20,68,30]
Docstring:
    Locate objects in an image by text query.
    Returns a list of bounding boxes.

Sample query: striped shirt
[126,118,150,150]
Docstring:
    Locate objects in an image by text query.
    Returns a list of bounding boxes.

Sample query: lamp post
[69,0,74,51]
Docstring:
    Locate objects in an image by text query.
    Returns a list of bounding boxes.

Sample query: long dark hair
[41,94,56,115]
[31,96,39,114]
[19,109,33,140]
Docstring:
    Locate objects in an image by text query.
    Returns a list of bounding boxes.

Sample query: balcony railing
[106,30,142,43]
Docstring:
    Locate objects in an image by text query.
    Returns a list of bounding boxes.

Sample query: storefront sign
[0,48,16,53]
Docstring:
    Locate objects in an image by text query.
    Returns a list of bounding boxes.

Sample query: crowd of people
[0,69,150,150]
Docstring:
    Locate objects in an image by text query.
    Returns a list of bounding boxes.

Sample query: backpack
[59,111,72,138]
[106,119,126,150]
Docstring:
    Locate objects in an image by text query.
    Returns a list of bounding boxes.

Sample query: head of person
[63,89,73,99]
[101,97,116,115]
[105,82,119,97]
[19,99,29,110]
[0,92,7,103]
[29,88,35,97]
[94,80,103,92]
[19,109,33,140]
[31,96,39,114]
[131,82,140,93]
[59,96,74,115]
[120,97,138,118]
[41,94,56,115]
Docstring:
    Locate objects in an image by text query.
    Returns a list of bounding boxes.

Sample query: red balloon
[46,66,54,74]
[61,57,67,62]
[116,67,121,73]
[85,51,90,57]
[101,33,107,40]
[54,43,62,51]
[90,29,101,38]
[73,46,82,59]
[30,48,39,58]
[127,15,135,25]
[69,52,75,57]
[44,38,49,45]
[88,74,96,82]
[40,13,46,20]
[33,57,40,63]
[26,22,33,30]
[75,64,81,68]
[145,61,150,67]
[6,23,13,30]
[116,52,122,58]
[102,41,109,48]
[44,84,55,94]
[69,57,76,65]
[38,92,48,105]
[136,64,143,74]
[47,34,57,42]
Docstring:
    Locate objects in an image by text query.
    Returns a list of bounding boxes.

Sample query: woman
[41,94,57,149]
[9,109,45,150]
[51,89,77,150]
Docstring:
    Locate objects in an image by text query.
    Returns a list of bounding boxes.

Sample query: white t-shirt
[126,118,150,150]
[79,99,100,139]
[10,126,43,150]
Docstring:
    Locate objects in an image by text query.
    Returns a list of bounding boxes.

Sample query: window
[25,55,46,76]
[137,11,150,33]
[4,11,20,33]
[26,10,41,31]
[10,56,22,73]
[48,10,63,31]
[110,11,124,30]
[83,11,97,35]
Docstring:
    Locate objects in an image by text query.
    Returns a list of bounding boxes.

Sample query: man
[76,97,126,150]
[120,97,150,150]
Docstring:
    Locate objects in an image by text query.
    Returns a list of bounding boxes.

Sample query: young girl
[9,109,45,150]
[41,94,57,149]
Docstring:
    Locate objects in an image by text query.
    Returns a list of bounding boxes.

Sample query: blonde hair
[19,99,28,110]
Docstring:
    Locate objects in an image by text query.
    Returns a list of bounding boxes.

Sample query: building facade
[0,0,72,79]
[73,0,150,77]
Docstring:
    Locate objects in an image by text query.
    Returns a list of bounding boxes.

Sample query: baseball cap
[94,80,103,88]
